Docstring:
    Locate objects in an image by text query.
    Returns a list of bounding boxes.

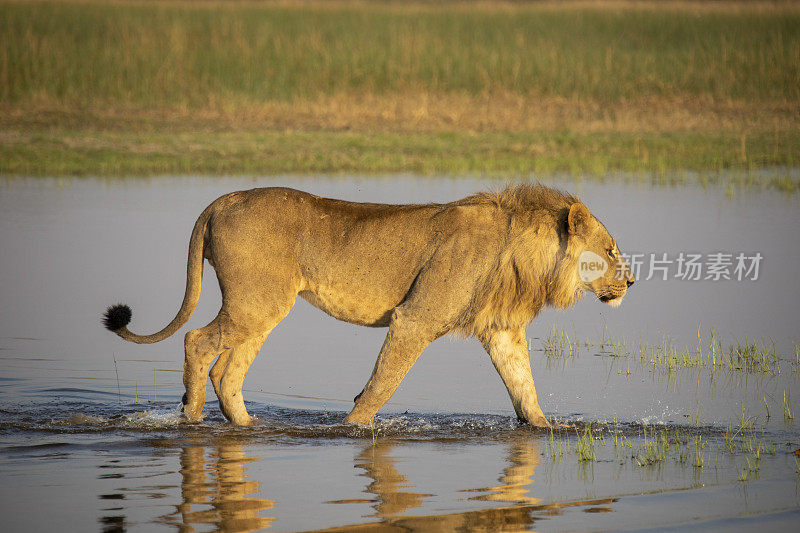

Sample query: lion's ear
[567,203,590,236]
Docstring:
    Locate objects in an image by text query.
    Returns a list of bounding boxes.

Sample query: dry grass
[2,94,796,134]
[1,0,798,178]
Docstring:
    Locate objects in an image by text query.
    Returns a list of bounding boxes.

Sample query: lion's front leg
[481,328,550,427]
[345,309,438,426]
[344,247,481,427]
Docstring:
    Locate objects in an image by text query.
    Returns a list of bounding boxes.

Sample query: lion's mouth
[597,291,625,307]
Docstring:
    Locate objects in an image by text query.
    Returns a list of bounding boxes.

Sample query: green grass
[543,324,579,359]
[542,418,785,486]
[726,338,779,374]
[575,426,597,463]
[1,0,799,179]
[635,424,670,467]
[781,390,794,421]
[2,127,798,183]
[3,1,798,105]
[692,436,706,468]
[592,327,800,375]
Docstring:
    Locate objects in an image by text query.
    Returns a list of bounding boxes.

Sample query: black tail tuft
[103,304,132,332]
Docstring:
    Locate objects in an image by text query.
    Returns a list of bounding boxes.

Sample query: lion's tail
[102,203,214,344]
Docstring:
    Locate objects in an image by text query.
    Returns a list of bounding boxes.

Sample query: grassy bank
[2,125,798,185]
[1,0,798,183]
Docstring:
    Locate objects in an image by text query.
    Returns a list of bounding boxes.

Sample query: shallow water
[1,175,799,531]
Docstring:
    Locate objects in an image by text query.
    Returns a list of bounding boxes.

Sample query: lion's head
[457,185,635,337]
[566,202,635,308]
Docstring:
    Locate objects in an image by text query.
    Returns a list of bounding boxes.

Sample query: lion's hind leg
[182,312,254,423]
[187,284,296,425]
[212,333,269,426]
[209,347,232,402]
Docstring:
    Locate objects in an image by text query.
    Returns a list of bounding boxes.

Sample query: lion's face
[567,203,635,307]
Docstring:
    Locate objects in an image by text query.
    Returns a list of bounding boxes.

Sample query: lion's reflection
[354,442,433,517]
[468,438,542,505]
[340,438,541,532]
[175,440,274,532]
[168,435,554,532]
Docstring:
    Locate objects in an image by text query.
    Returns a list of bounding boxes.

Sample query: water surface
[1,175,799,531]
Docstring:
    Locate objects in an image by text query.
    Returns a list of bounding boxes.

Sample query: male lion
[103,185,634,427]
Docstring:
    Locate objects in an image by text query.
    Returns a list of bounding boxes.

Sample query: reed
[692,436,705,468]
[543,324,579,359]
[575,426,596,463]
[781,390,794,421]
[113,353,121,404]
[726,338,779,374]
[635,424,670,467]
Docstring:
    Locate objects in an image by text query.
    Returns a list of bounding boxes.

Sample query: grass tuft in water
[575,426,596,463]
[600,327,795,378]
[113,353,121,405]
[635,424,670,467]
[737,428,771,482]
[692,436,706,468]
[793,344,800,374]
[726,338,779,374]
[781,390,794,422]
[543,324,579,359]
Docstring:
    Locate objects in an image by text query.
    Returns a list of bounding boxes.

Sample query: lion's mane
[455,184,584,337]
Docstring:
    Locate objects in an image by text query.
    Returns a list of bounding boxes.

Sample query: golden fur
[455,186,584,337]
[104,184,634,427]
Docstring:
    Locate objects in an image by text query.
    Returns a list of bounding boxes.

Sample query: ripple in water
[0,397,735,446]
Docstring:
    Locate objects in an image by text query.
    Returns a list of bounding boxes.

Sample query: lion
[103,184,634,427]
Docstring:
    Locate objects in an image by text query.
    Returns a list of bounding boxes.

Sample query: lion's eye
[607,248,616,258]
